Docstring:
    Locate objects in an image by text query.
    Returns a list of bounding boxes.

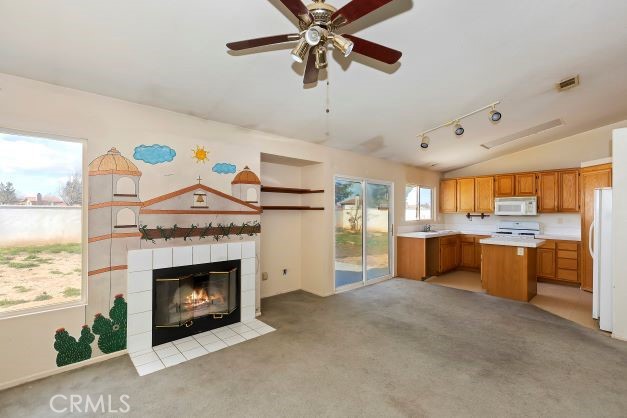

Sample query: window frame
[404,184,434,222]
[0,127,88,320]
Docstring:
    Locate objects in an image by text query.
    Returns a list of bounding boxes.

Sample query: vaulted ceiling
[1,0,627,171]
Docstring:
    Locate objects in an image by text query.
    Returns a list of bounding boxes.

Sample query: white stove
[493,221,541,238]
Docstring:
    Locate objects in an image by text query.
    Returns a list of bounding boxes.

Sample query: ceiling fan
[226,0,402,84]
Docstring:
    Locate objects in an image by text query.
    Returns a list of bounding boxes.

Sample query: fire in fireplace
[152,260,240,346]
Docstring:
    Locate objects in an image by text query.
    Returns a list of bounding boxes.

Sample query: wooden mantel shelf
[262,206,324,211]
[261,186,324,194]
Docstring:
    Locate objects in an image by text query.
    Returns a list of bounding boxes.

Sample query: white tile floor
[129,319,276,376]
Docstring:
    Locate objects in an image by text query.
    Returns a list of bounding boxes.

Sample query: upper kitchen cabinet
[456,178,476,213]
[537,172,558,212]
[515,173,536,196]
[439,179,457,213]
[474,176,494,213]
[494,175,515,197]
[558,170,580,212]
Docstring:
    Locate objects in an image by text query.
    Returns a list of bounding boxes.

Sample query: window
[0,131,84,316]
[405,185,433,221]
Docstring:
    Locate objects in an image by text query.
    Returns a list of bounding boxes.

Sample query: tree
[59,173,82,206]
[0,182,17,204]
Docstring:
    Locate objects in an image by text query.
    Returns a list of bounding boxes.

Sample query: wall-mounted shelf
[261,186,324,194]
[262,206,325,211]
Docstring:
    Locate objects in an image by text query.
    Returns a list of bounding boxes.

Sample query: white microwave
[494,197,537,216]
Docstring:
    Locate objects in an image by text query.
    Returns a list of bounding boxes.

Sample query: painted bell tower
[231,166,261,204]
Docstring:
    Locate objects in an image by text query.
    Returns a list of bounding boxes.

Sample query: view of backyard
[0,243,81,313]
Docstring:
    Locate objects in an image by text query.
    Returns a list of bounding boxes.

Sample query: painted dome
[89,148,141,176]
[231,166,261,185]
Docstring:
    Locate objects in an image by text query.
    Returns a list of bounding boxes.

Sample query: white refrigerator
[590,187,613,332]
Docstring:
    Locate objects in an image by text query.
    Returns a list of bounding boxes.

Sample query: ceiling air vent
[556,75,580,92]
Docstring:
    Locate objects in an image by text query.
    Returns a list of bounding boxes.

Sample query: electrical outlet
[517,247,524,256]
[262,272,268,281]
[282,269,288,277]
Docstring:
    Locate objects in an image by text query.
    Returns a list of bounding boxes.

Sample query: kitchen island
[480,237,545,302]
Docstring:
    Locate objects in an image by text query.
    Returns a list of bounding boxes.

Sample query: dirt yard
[0,243,82,313]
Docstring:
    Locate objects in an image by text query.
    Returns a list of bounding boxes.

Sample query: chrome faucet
[423,224,432,232]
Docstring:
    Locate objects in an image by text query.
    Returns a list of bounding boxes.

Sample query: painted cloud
[212,162,237,174]
[133,145,176,165]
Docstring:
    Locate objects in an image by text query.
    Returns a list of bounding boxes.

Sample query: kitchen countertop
[479,237,546,248]
[397,230,580,242]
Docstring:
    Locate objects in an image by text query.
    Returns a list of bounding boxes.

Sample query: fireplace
[152,260,241,346]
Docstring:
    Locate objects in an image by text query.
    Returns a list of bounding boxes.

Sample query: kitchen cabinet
[580,164,612,291]
[556,241,579,283]
[537,241,556,279]
[439,235,460,273]
[558,170,579,212]
[495,175,515,197]
[456,178,476,213]
[515,173,536,196]
[474,176,494,213]
[439,179,457,213]
[460,239,475,269]
[537,172,558,213]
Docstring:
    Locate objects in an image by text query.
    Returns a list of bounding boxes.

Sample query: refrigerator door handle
[588,220,595,258]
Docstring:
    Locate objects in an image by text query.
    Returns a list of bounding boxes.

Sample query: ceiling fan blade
[331,0,394,28]
[226,34,300,51]
[278,0,312,24]
[343,34,402,64]
[303,51,319,84]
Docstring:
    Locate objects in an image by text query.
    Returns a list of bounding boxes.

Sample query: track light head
[290,38,309,63]
[305,26,324,46]
[489,107,502,123]
[332,35,354,57]
[420,135,430,149]
[454,122,464,136]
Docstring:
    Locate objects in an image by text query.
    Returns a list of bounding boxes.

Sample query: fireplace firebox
[152,260,241,346]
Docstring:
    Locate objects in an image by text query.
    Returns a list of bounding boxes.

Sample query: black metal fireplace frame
[152,259,241,347]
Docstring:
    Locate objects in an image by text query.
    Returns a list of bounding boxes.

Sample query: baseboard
[0,350,128,391]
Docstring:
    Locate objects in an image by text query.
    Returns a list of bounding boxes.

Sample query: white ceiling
[1,0,627,171]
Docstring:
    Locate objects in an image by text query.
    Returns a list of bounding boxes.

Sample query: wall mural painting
[53,295,127,367]
[192,145,210,163]
[133,144,176,165]
[212,162,237,174]
[53,148,262,368]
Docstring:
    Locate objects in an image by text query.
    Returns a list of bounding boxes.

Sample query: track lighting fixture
[454,122,465,136]
[332,35,354,57]
[305,26,325,46]
[489,106,502,123]
[290,38,309,63]
[315,46,328,70]
[416,101,502,149]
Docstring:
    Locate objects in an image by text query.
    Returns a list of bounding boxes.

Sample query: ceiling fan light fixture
[290,38,309,63]
[332,35,354,57]
[315,46,328,69]
[305,26,324,46]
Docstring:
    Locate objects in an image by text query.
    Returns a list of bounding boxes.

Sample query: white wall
[445,121,627,178]
[0,207,81,245]
[0,73,441,388]
[441,213,581,237]
[612,128,627,341]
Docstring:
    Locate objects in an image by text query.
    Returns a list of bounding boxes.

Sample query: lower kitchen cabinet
[439,235,460,273]
[459,235,489,271]
[536,239,580,284]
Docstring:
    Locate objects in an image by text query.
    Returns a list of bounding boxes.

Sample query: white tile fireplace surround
[126,241,274,376]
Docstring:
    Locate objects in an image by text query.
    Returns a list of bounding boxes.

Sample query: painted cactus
[92,294,127,354]
[53,325,94,367]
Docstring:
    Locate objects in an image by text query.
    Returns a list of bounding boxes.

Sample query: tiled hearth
[129,319,275,376]
[126,241,273,376]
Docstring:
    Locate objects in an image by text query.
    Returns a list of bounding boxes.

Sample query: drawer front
[557,268,578,282]
[556,241,578,251]
[460,235,474,243]
[539,240,556,249]
[440,236,459,246]
[557,258,578,270]
[557,250,577,260]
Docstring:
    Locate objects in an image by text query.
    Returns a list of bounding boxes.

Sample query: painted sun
[192,145,209,163]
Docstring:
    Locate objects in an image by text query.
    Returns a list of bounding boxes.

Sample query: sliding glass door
[334,177,393,291]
